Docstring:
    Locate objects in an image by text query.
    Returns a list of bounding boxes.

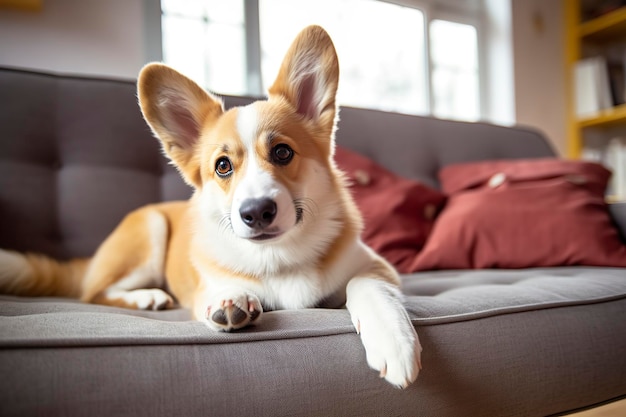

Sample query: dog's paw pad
[210,309,228,325]
[249,307,261,322]
[205,294,262,331]
[229,305,248,326]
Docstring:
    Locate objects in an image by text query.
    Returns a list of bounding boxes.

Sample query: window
[161,0,481,121]
[258,0,427,115]
[430,19,480,121]
[161,0,247,94]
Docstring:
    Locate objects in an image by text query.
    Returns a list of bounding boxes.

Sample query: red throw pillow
[412,158,626,270]
[334,146,446,273]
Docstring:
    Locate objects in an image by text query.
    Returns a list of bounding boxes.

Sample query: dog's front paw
[347,278,422,388]
[356,312,422,388]
[204,291,262,332]
[132,288,175,311]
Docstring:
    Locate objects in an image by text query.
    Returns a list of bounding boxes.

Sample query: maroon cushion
[334,146,446,273]
[412,158,626,270]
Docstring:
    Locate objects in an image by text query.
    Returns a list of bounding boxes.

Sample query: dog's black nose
[239,198,277,229]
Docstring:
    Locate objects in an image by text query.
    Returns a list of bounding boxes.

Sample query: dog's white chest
[258,269,327,310]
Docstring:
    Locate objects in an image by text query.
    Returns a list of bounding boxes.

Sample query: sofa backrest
[335,107,555,188]
[0,67,555,258]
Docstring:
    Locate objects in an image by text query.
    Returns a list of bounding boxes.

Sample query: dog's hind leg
[80,206,174,311]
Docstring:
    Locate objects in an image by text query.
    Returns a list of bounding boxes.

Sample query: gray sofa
[1,66,625,417]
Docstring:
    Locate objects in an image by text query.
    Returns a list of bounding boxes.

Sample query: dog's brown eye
[272,144,294,165]
[215,157,233,177]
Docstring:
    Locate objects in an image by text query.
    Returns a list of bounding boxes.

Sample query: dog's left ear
[268,25,339,136]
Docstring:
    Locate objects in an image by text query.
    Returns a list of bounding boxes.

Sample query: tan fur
[79,206,157,303]
[0,251,88,298]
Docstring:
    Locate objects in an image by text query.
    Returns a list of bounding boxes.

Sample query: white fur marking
[236,103,259,149]
[230,105,297,240]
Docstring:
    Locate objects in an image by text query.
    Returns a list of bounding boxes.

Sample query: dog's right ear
[268,25,339,141]
[138,63,223,188]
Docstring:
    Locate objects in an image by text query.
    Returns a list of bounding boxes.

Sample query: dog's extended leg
[346,254,422,388]
[80,206,174,311]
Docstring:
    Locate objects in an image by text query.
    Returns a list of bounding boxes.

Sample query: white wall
[511,0,567,156]
[0,0,157,79]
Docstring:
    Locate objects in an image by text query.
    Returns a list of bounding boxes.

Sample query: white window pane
[259,0,427,115]
[204,0,244,25]
[431,20,478,69]
[430,19,480,121]
[162,15,206,86]
[161,0,206,18]
[205,23,246,95]
[432,68,479,120]
[161,1,246,95]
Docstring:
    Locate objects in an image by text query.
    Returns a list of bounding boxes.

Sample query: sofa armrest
[609,202,626,243]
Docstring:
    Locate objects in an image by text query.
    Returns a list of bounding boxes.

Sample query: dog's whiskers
[294,198,317,223]
[218,213,233,234]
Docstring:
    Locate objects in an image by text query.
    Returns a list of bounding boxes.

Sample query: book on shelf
[574,56,613,117]
[583,137,626,200]
[606,138,626,199]
[574,55,626,118]
[608,60,626,107]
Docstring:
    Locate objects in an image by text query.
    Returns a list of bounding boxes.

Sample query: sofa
[1,66,625,417]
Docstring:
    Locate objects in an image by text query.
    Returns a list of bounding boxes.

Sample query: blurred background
[1,0,625,199]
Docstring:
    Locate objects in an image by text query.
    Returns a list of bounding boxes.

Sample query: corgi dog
[0,25,421,388]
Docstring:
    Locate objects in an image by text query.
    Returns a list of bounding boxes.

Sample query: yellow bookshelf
[565,1,626,157]
[578,103,626,128]
[578,6,626,40]
[0,0,41,12]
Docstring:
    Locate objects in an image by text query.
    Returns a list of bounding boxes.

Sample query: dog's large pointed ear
[137,63,223,188]
[268,25,339,136]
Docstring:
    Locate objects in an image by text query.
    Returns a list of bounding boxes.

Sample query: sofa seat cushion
[0,268,623,345]
[402,266,626,317]
[1,267,625,416]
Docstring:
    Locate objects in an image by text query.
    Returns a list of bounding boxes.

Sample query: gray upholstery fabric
[0,68,190,259]
[2,267,625,417]
[335,106,556,188]
[1,67,625,417]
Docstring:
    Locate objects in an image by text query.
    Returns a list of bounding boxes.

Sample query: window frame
[158,0,484,120]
